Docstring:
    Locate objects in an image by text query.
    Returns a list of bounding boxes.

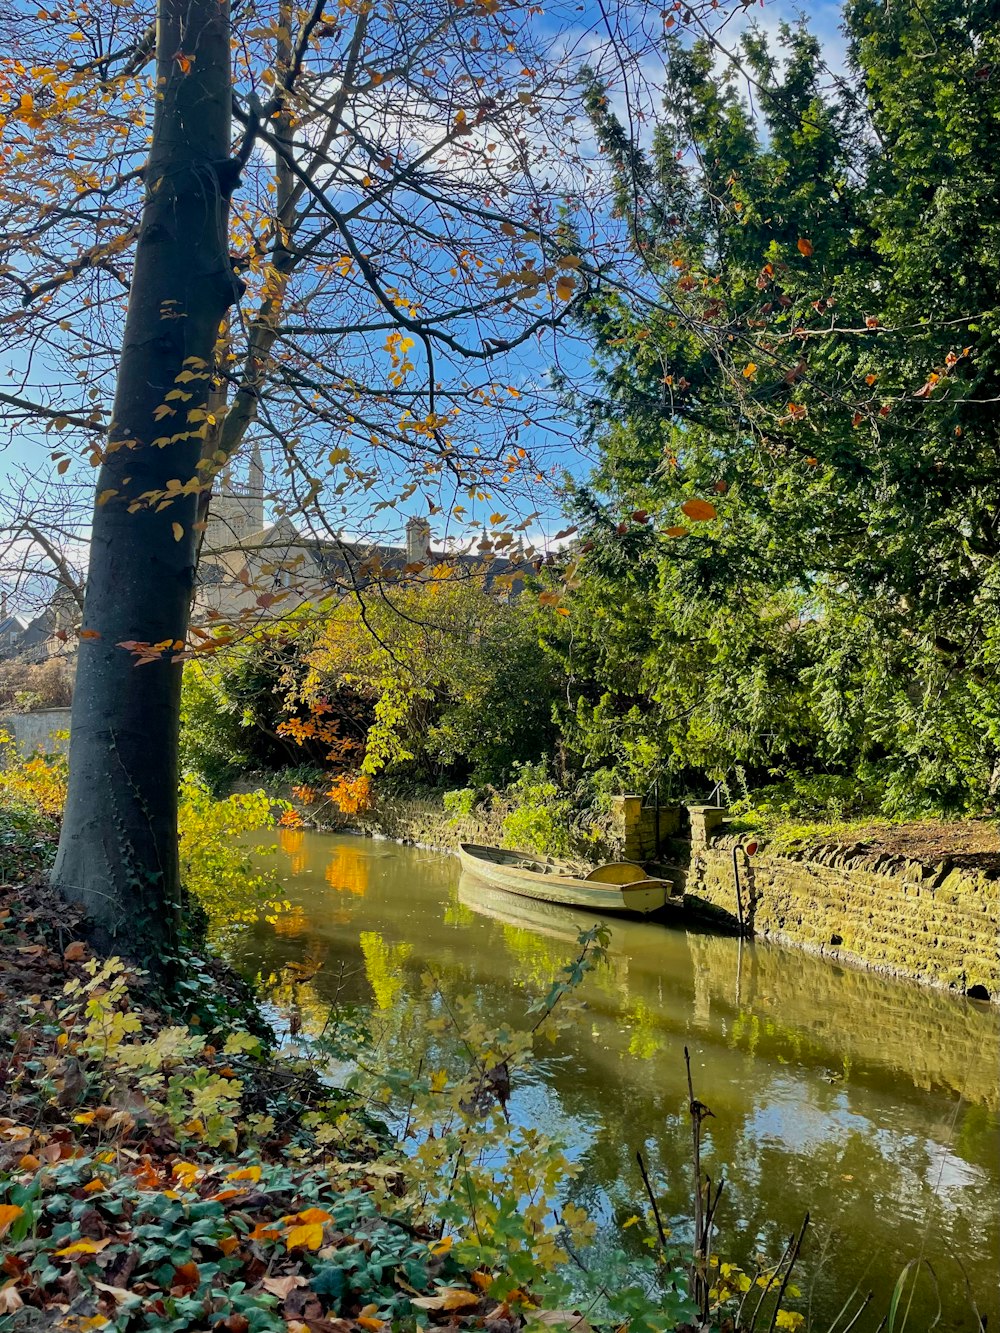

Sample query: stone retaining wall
[682,834,999,1002]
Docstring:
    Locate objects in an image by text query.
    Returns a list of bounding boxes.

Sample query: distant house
[0,602,57,663]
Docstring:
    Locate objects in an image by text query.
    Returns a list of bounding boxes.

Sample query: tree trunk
[52,0,239,966]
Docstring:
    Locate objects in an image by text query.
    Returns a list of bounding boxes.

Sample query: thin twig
[636,1150,668,1248]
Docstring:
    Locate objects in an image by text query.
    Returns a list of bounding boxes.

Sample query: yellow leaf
[555,275,575,301]
[153,404,175,421]
[411,1288,480,1313]
[742,362,757,379]
[0,1205,24,1237]
[55,1238,111,1257]
[295,1207,333,1225]
[172,523,184,542]
[172,1161,200,1187]
[429,1235,453,1255]
[226,1165,262,1183]
[285,1221,324,1250]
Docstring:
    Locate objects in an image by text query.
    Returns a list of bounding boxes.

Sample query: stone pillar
[611,794,645,862]
[688,804,728,846]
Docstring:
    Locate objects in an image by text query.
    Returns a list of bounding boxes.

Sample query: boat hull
[458,843,671,916]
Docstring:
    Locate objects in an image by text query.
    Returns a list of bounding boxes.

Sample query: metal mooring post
[732,844,745,936]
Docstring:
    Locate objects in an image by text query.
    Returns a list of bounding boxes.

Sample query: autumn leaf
[248,1220,282,1242]
[0,1205,24,1238]
[55,1238,112,1257]
[262,1275,309,1298]
[172,523,184,542]
[226,1165,262,1183]
[285,1221,325,1250]
[665,525,688,538]
[295,1207,334,1225]
[64,940,88,961]
[411,1288,481,1312]
[797,237,814,256]
[742,362,757,379]
[680,499,717,522]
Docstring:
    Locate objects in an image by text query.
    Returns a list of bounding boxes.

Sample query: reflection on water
[228,830,1000,1332]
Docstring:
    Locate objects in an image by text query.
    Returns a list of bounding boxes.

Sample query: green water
[228,829,1000,1331]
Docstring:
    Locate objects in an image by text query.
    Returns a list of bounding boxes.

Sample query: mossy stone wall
[684,835,999,1001]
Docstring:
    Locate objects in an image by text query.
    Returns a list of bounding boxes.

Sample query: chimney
[405,516,432,565]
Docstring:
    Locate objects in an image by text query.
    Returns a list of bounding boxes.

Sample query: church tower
[204,444,265,555]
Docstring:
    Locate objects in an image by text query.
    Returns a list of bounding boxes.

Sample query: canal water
[228,829,1000,1331]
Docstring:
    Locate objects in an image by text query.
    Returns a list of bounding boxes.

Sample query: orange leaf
[83,1179,106,1193]
[665,525,688,538]
[217,1235,240,1256]
[0,1206,23,1238]
[742,362,757,379]
[680,499,717,522]
[18,1155,41,1171]
[296,1208,334,1225]
[248,1221,281,1242]
[63,941,88,962]
[797,237,813,256]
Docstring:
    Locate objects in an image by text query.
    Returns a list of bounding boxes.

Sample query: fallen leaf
[0,1205,24,1238]
[226,1165,262,1183]
[295,1207,334,1226]
[411,1288,481,1312]
[64,941,88,962]
[55,1238,112,1257]
[285,1221,325,1251]
[248,1221,281,1242]
[93,1281,141,1305]
[530,1311,594,1333]
[261,1276,309,1299]
[0,1283,23,1314]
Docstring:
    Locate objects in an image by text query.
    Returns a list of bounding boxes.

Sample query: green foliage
[179,626,333,793]
[442,787,477,819]
[177,776,291,943]
[500,760,575,858]
[554,2,1000,817]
